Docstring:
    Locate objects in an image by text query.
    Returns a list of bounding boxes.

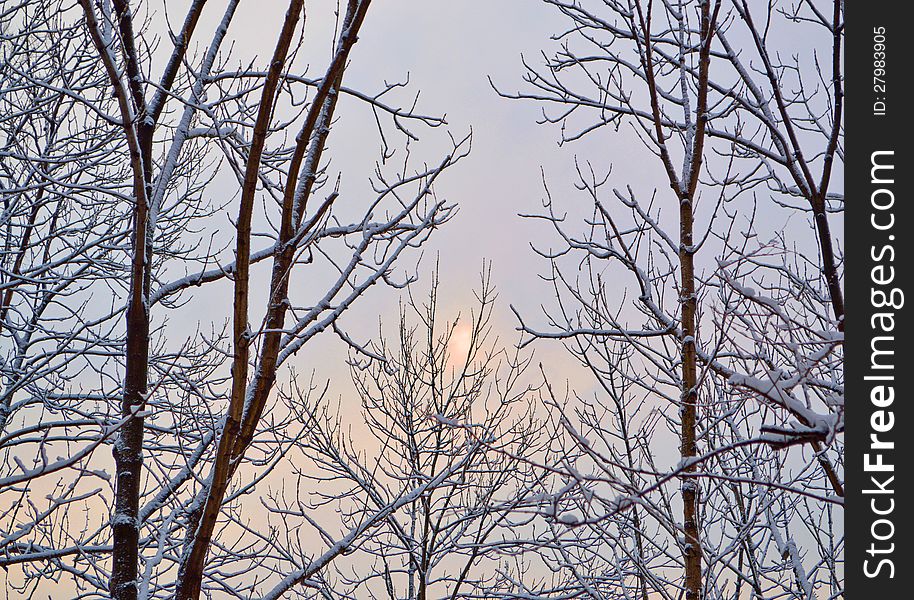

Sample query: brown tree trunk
[678,3,716,597]
[679,193,701,600]
[173,3,305,598]
[813,200,844,330]
[78,1,150,596]
[174,3,372,596]
[78,2,209,597]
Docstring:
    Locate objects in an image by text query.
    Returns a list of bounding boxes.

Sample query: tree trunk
[679,190,702,600]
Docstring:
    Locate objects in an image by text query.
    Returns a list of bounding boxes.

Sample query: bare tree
[261,269,546,598]
[1,0,465,597]
[1,0,844,598]
[1,1,135,582]
[498,0,843,597]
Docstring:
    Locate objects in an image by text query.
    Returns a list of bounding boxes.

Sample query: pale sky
[3,1,843,595]
[161,0,649,401]
[161,0,833,442]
